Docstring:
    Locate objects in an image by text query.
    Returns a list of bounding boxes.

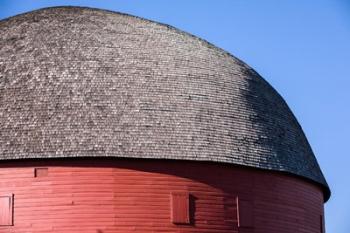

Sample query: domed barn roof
[0,7,329,199]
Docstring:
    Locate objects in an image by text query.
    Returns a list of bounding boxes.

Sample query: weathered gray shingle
[0,6,329,200]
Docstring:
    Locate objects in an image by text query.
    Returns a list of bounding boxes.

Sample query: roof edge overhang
[0,156,331,202]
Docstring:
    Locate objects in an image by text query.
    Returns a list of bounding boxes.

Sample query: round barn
[0,6,330,233]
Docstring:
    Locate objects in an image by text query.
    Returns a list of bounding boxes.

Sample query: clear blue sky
[0,0,349,232]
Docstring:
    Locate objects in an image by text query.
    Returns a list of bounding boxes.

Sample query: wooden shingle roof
[0,7,329,200]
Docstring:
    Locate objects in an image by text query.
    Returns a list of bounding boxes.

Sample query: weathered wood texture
[0,159,324,233]
[0,8,330,200]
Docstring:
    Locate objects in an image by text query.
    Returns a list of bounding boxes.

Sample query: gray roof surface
[0,6,329,200]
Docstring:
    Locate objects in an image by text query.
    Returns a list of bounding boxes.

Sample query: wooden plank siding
[170,192,190,224]
[0,194,13,226]
[0,159,324,233]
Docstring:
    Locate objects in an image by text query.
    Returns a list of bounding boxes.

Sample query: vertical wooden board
[237,198,253,228]
[0,195,13,226]
[171,192,190,224]
[320,215,324,233]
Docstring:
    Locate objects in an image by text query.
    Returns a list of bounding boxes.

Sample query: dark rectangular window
[171,192,190,224]
[0,194,13,226]
[237,197,254,228]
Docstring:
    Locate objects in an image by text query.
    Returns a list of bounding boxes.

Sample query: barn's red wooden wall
[0,159,324,233]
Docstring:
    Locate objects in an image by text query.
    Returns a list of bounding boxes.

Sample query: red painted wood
[171,192,190,224]
[34,168,48,178]
[237,198,254,228]
[0,194,13,226]
[0,159,325,233]
[320,215,324,233]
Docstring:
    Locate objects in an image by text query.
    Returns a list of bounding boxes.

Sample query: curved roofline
[1,5,245,67]
[0,156,330,201]
[0,6,330,202]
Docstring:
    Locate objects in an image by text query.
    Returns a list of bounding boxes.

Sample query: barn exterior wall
[0,159,324,233]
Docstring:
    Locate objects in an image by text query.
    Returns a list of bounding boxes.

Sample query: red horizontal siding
[0,159,324,233]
